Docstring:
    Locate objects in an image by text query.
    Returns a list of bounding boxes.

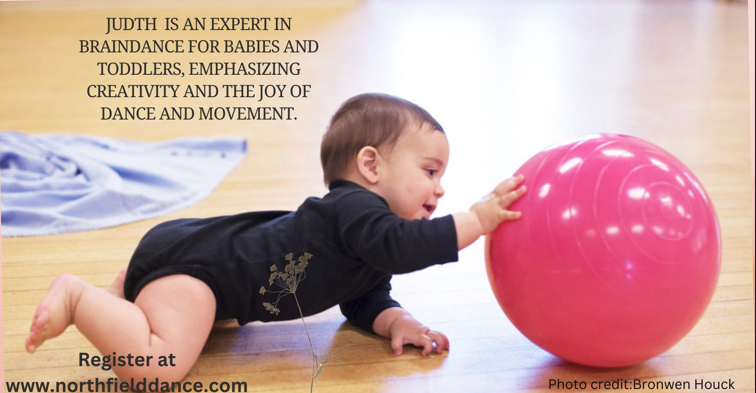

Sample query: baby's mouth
[423,204,436,216]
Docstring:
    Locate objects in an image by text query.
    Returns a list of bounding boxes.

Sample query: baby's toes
[31,308,50,334]
[26,334,41,353]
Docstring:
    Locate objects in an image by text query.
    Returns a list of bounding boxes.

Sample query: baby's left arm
[373,307,449,356]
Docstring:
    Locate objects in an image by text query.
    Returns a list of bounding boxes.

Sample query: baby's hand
[389,315,449,356]
[471,175,527,234]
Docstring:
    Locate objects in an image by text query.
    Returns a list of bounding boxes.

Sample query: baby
[26,93,526,383]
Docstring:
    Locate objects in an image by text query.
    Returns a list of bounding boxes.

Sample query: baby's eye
[425,169,437,176]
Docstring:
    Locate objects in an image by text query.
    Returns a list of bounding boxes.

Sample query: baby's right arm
[452,175,526,250]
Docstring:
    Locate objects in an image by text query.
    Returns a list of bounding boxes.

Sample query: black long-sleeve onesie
[123,180,459,333]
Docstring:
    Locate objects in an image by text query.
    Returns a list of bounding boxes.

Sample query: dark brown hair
[320,93,444,185]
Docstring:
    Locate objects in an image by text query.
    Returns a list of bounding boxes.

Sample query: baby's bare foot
[26,274,85,353]
[106,268,127,299]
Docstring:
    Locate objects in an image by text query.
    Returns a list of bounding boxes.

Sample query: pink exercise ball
[486,134,721,367]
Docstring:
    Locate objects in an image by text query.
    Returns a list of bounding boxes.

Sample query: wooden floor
[1,0,753,392]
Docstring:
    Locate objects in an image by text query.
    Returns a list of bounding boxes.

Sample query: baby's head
[321,93,449,220]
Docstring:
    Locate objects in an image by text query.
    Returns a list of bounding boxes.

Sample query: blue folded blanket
[0,132,247,237]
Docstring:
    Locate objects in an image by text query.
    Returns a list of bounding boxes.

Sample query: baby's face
[377,124,449,220]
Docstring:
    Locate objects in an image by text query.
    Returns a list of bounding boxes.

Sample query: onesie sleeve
[334,189,459,274]
[339,276,401,334]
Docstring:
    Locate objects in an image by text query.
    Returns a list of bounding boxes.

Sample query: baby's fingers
[391,334,434,356]
[391,335,405,355]
[418,334,435,356]
[498,210,522,221]
[498,185,527,208]
[427,330,450,354]
[493,174,525,196]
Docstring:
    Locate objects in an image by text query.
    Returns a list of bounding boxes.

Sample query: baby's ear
[356,146,380,184]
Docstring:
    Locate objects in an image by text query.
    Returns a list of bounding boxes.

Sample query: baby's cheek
[406,183,431,199]
[402,185,416,200]
[406,187,426,207]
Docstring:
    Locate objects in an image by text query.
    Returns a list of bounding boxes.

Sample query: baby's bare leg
[27,273,216,383]
[105,267,127,299]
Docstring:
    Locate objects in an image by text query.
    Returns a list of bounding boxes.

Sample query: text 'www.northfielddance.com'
[5,378,248,393]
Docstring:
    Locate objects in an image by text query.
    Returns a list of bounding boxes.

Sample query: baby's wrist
[453,211,485,250]
[468,203,492,233]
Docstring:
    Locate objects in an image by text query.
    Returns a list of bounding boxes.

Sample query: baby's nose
[435,184,445,198]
